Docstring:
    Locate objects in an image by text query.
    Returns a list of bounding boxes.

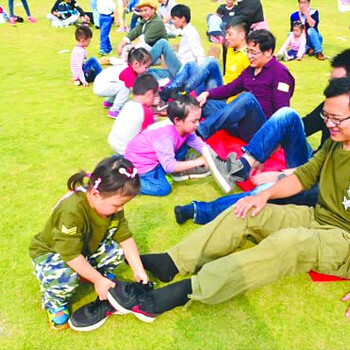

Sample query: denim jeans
[167,57,223,95]
[198,92,266,142]
[148,39,182,80]
[99,14,113,54]
[83,57,102,82]
[243,107,314,168]
[140,144,187,196]
[306,28,323,54]
[8,0,31,16]
[193,183,319,225]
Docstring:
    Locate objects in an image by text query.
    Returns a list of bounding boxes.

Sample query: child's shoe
[47,306,69,330]
[171,166,210,181]
[108,109,120,119]
[174,204,194,224]
[68,298,123,332]
[107,281,159,323]
[9,16,16,25]
[202,146,246,193]
[27,15,37,23]
[102,100,113,109]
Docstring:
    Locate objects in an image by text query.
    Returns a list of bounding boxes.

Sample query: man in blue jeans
[290,0,324,60]
[196,29,295,142]
[175,48,350,224]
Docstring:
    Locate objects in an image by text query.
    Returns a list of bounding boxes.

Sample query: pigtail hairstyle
[167,93,200,123]
[67,156,140,197]
[127,47,152,66]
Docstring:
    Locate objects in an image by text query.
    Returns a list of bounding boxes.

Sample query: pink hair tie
[93,178,102,190]
[119,167,138,178]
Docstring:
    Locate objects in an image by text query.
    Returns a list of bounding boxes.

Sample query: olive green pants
[168,204,350,304]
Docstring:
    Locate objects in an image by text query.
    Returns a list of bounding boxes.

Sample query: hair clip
[93,177,102,190]
[119,167,138,178]
[180,91,187,95]
[86,173,92,178]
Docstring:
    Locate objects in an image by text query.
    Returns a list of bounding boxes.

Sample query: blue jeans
[140,144,187,196]
[198,92,266,142]
[193,183,319,225]
[99,14,113,54]
[148,39,182,80]
[8,0,31,16]
[168,57,223,95]
[83,57,102,82]
[306,28,323,54]
[243,107,314,168]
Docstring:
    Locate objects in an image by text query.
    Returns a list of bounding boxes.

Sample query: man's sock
[230,156,251,181]
[174,204,194,224]
[149,279,192,313]
[140,253,179,282]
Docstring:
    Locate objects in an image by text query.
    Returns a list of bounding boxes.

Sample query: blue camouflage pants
[33,239,124,309]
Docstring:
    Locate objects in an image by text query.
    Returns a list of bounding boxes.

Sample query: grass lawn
[1,0,350,349]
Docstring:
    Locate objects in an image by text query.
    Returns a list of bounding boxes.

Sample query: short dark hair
[298,0,310,2]
[292,20,304,30]
[331,49,350,76]
[216,6,225,17]
[167,94,199,123]
[171,4,191,23]
[324,77,350,107]
[226,18,249,38]
[133,73,159,95]
[75,25,92,41]
[247,29,276,53]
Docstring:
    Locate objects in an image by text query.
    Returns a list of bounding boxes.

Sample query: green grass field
[1,0,350,349]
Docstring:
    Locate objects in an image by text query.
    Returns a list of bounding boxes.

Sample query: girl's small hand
[82,81,89,87]
[94,276,116,300]
[194,156,206,167]
[133,270,149,284]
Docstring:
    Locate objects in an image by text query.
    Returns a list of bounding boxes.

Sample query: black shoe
[107,281,159,323]
[159,85,185,102]
[68,298,122,332]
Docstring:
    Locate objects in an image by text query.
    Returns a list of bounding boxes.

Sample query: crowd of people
[21,0,350,335]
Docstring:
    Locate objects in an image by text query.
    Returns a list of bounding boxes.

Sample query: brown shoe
[306,48,315,56]
[316,52,325,61]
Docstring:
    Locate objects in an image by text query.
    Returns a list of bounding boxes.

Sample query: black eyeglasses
[320,111,350,126]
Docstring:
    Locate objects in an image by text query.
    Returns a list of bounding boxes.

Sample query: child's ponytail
[128,47,152,66]
[67,156,141,197]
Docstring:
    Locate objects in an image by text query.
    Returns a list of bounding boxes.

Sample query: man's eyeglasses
[247,49,262,56]
[320,111,350,126]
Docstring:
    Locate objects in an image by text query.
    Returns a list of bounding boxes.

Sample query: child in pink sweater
[277,20,306,61]
[124,94,210,196]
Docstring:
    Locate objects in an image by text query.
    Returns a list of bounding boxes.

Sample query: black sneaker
[107,281,159,323]
[68,298,123,332]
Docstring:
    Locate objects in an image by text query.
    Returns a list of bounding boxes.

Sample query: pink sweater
[124,122,206,174]
[70,45,87,84]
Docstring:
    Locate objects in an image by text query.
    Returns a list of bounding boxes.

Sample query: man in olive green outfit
[107,77,350,321]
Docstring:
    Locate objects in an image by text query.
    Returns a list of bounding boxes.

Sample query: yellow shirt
[223,47,249,103]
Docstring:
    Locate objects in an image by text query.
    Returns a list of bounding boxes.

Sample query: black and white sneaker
[107,281,159,323]
[68,298,123,332]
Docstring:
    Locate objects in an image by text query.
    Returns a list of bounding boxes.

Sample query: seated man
[117,0,168,55]
[196,29,295,143]
[159,18,249,100]
[174,48,350,219]
[104,77,350,323]
[148,4,205,80]
[290,0,324,60]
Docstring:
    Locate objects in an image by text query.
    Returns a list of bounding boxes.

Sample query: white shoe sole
[107,291,156,323]
[68,317,108,332]
[202,146,231,193]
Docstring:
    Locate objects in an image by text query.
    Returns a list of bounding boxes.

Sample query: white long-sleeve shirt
[177,23,205,65]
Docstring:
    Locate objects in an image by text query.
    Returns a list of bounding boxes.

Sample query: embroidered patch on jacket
[277,82,290,93]
[61,224,77,235]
